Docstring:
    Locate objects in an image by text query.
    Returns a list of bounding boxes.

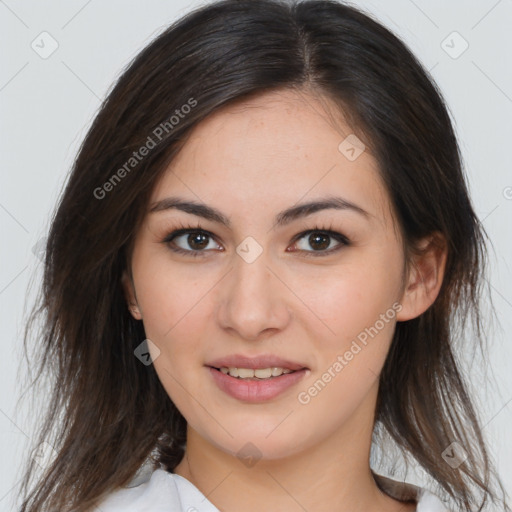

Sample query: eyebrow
[148,195,371,228]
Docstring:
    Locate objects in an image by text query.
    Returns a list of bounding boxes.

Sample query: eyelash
[161,221,351,259]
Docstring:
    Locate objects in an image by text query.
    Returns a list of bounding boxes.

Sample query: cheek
[292,256,402,346]
[137,270,209,409]
[133,252,209,341]
[297,258,402,414]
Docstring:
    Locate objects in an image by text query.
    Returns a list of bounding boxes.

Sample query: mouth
[208,366,303,380]
[206,354,308,373]
[205,355,310,402]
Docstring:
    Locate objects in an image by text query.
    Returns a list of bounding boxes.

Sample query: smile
[208,366,309,402]
[217,366,295,379]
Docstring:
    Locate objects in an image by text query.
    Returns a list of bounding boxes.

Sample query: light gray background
[1,0,511,510]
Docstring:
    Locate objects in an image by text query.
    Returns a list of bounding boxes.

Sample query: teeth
[220,367,296,379]
[255,368,272,378]
[237,368,254,379]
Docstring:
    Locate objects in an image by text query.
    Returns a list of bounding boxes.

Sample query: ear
[121,270,142,320]
[396,232,448,322]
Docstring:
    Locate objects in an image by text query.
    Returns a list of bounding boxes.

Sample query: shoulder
[373,472,452,512]
[94,469,178,512]
[416,488,452,512]
[94,468,220,512]
[96,467,451,512]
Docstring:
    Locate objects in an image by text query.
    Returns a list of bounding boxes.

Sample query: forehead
[150,89,391,228]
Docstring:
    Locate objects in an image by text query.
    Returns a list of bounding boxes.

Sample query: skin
[122,88,447,512]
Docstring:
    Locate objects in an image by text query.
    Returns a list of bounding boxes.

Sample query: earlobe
[396,233,447,322]
[121,270,142,320]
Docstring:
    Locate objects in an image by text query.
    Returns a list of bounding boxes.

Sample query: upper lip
[206,354,308,371]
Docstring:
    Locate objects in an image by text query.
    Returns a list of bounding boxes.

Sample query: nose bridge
[231,234,274,295]
[217,241,290,339]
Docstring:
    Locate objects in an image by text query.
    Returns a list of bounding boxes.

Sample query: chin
[204,423,315,463]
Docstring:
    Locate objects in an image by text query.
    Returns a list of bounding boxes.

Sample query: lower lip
[208,367,308,403]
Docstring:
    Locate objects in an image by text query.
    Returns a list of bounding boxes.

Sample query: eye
[163,226,223,257]
[289,225,350,257]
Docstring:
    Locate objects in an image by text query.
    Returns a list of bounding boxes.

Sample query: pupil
[189,232,209,250]
[310,233,329,250]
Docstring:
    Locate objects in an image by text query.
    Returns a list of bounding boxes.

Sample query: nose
[216,249,292,341]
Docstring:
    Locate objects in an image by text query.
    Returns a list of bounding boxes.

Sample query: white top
[95,468,451,512]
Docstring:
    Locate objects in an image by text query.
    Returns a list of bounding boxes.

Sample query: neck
[173,382,415,512]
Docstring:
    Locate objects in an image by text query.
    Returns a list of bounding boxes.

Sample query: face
[123,89,432,461]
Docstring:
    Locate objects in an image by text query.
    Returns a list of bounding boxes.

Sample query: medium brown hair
[18,1,510,511]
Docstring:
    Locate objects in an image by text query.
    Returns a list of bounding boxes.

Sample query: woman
[18,1,510,511]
